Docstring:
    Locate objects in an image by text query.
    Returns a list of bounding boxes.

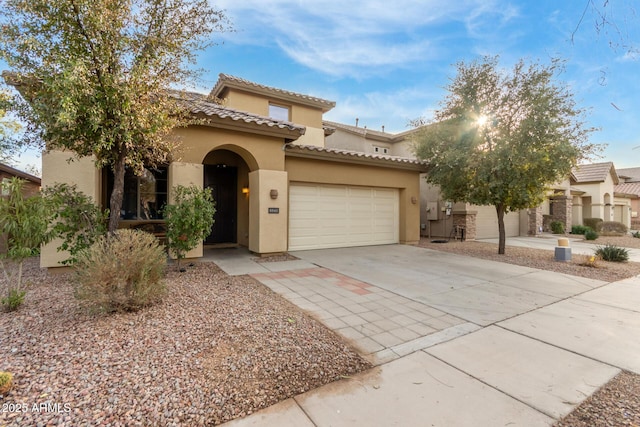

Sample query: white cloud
[212,0,518,77]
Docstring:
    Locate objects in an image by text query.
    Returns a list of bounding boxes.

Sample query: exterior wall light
[242,186,249,195]
[411,196,417,204]
[270,189,278,199]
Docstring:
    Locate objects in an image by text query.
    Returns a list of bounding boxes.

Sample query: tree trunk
[496,203,506,255]
[108,155,126,233]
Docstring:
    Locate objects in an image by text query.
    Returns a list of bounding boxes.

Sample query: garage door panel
[475,205,520,239]
[289,184,399,251]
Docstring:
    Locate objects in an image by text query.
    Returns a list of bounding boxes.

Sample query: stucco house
[615,167,640,229]
[39,74,427,267]
[324,122,632,239]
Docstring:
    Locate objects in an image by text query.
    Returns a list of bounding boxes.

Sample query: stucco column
[249,170,288,254]
[168,162,204,259]
[41,150,100,268]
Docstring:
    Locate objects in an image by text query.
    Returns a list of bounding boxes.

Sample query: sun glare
[476,115,489,127]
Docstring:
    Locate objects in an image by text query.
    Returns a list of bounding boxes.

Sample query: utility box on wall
[426,201,439,220]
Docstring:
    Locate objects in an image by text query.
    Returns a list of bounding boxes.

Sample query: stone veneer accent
[527,206,543,236]
[452,211,477,241]
[550,195,572,233]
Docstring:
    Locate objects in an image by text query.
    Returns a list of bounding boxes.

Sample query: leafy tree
[0,89,21,164]
[162,185,215,270]
[42,183,108,265]
[0,178,54,311]
[0,0,229,232]
[413,56,598,254]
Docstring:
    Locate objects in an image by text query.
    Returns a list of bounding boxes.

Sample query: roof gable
[571,162,619,185]
[211,74,336,113]
[174,91,305,138]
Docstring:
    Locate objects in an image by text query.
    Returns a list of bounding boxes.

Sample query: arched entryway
[203,148,254,247]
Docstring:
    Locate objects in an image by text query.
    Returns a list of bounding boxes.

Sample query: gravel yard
[2,235,640,426]
[0,259,370,426]
[418,236,640,282]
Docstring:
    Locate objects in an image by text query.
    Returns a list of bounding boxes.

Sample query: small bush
[571,225,592,235]
[594,244,629,262]
[584,229,599,240]
[584,218,604,231]
[599,221,628,236]
[632,230,640,238]
[1,288,26,312]
[550,220,565,234]
[74,229,167,313]
[0,371,13,395]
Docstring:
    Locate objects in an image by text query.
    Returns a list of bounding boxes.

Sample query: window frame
[105,165,169,221]
[268,103,291,121]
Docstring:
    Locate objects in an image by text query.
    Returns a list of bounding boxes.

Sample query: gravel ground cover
[418,235,640,426]
[0,259,370,426]
[418,236,640,282]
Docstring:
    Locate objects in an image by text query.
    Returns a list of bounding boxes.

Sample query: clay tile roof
[615,182,640,196]
[211,74,336,112]
[572,162,619,184]
[173,91,305,135]
[617,167,640,182]
[284,143,428,170]
[323,120,422,143]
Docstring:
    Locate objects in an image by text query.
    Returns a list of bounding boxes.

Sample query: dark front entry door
[204,165,237,244]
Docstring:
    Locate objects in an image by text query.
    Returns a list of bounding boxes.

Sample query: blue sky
[12,0,640,170]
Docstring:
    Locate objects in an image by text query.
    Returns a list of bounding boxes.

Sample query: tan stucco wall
[285,157,421,244]
[224,90,269,116]
[295,126,325,148]
[174,126,284,171]
[291,104,322,128]
[325,130,367,152]
[249,169,289,254]
[40,151,100,268]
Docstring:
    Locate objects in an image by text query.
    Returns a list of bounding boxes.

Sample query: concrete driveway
[221,244,640,426]
[292,244,605,326]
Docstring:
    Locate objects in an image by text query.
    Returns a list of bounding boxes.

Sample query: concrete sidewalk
[217,245,640,426]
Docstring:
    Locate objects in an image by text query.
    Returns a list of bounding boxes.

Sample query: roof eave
[284,145,429,172]
[192,114,305,140]
[212,77,336,113]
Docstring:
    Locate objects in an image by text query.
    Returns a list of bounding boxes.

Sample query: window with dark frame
[105,166,168,220]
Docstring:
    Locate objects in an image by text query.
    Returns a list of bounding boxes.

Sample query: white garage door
[289,184,399,251]
[475,205,520,239]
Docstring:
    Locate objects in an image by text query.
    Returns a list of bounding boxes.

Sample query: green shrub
[74,229,167,313]
[163,185,216,270]
[1,288,26,312]
[571,225,592,235]
[43,183,108,265]
[594,244,629,262]
[599,221,628,236]
[584,229,599,240]
[584,218,604,231]
[0,371,13,395]
[632,230,640,238]
[0,178,55,312]
[550,220,565,234]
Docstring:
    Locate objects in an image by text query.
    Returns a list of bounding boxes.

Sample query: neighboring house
[0,162,42,253]
[0,162,41,197]
[38,74,427,268]
[613,167,640,229]
[325,123,632,239]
